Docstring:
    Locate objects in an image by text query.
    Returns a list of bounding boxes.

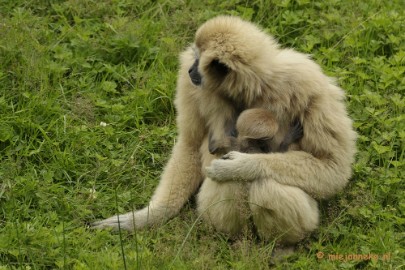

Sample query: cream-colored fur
[200,108,315,244]
[93,16,357,245]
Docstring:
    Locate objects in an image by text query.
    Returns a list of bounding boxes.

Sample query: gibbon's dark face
[188,57,229,87]
[240,137,272,154]
[188,59,202,86]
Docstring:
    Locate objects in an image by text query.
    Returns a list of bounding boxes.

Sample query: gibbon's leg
[197,137,249,236]
[197,178,249,236]
[248,178,319,244]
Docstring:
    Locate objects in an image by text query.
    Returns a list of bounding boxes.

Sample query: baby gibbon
[232,108,303,154]
[93,16,357,245]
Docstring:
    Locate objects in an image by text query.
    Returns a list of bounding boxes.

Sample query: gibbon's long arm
[93,54,206,230]
[207,150,346,200]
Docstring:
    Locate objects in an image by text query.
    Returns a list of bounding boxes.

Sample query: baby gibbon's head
[237,108,279,139]
[191,16,280,104]
[236,108,280,153]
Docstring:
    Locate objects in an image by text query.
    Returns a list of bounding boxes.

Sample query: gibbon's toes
[208,139,229,155]
[269,245,296,265]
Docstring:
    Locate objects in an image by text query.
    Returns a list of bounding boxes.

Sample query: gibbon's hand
[92,212,135,231]
[205,151,254,182]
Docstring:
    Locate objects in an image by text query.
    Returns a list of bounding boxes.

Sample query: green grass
[0,0,404,269]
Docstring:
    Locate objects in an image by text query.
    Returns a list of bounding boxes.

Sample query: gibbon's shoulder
[271,48,346,100]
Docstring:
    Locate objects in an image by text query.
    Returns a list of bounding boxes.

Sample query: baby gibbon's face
[236,108,281,154]
[236,108,304,154]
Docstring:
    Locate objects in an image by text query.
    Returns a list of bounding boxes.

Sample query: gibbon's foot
[270,245,296,265]
[208,134,238,155]
[205,151,254,182]
[92,213,135,231]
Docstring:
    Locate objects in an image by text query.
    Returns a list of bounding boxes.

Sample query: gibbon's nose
[190,76,202,85]
[188,59,202,86]
[188,69,202,86]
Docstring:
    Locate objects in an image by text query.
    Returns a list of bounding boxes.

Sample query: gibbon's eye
[188,59,202,86]
[245,137,271,153]
[257,139,271,153]
[210,59,229,77]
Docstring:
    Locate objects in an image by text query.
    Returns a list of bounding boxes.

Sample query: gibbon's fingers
[92,204,172,231]
[206,151,253,182]
[92,213,134,231]
[220,151,244,160]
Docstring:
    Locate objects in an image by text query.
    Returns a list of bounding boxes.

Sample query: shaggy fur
[93,16,357,245]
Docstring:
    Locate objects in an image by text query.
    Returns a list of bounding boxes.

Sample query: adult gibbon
[93,16,357,245]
